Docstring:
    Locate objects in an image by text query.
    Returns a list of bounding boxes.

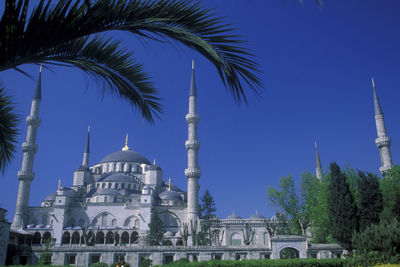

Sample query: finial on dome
[153,159,156,165]
[122,133,130,151]
[58,179,61,188]
[168,177,171,191]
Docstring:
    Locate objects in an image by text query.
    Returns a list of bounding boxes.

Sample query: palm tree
[0,0,263,171]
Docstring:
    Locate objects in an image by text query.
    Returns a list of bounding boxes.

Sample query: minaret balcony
[21,142,38,153]
[185,140,200,150]
[375,136,391,147]
[17,171,34,181]
[186,114,200,124]
[185,168,201,178]
[25,115,41,126]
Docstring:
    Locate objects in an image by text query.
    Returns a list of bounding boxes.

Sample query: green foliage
[90,262,109,267]
[145,208,164,245]
[140,258,152,267]
[380,165,400,221]
[265,211,291,236]
[39,251,52,265]
[0,86,18,172]
[327,163,358,251]
[200,190,217,220]
[0,0,263,171]
[268,173,319,237]
[111,262,130,267]
[352,219,400,264]
[155,258,347,267]
[357,171,383,230]
[344,166,360,207]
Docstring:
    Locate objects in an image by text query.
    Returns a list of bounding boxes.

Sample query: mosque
[2,63,393,266]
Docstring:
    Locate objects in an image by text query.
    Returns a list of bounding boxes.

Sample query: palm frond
[0,86,19,173]
[0,0,263,104]
[42,36,162,123]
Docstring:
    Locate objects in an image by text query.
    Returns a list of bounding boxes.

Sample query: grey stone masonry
[186,60,201,226]
[12,68,42,229]
[372,78,393,174]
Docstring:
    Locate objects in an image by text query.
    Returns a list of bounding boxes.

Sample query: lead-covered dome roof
[98,173,137,183]
[44,192,57,202]
[226,212,242,219]
[100,150,150,165]
[159,190,182,201]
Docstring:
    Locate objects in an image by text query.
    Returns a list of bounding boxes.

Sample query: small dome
[159,190,182,201]
[27,224,36,228]
[226,212,242,219]
[92,188,121,196]
[36,224,45,228]
[98,173,136,183]
[100,150,150,165]
[163,231,174,237]
[175,231,182,237]
[44,192,57,202]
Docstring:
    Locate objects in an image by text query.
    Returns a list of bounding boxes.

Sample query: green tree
[380,165,400,221]
[197,189,217,245]
[327,162,358,251]
[267,173,316,237]
[145,208,163,245]
[0,0,263,171]
[357,171,383,230]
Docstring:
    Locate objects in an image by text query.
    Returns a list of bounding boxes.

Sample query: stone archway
[279,247,300,259]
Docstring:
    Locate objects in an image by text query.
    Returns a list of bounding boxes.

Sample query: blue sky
[1,0,400,221]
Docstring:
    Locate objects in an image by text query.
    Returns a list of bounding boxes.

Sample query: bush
[155,258,347,267]
[90,262,109,267]
[111,261,130,267]
[39,251,52,265]
[352,219,400,265]
[140,258,152,267]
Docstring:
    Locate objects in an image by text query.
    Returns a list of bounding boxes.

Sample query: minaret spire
[122,133,130,151]
[12,66,43,228]
[372,78,393,174]
[315,141,322,179]
[82,126,90,166]
[185,60,201,226]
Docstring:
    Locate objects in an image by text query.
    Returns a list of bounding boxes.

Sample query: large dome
[100,150,150,165]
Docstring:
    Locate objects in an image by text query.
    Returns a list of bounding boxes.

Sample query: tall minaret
[315,141,322,179]
[12,66,43,228]
[372,78,393,174]
[185,60,201,224]
[82,126,90,166]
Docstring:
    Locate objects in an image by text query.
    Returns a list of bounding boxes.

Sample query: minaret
[82,126,90,166]
[12,66,43,228]
[185,60,201,224]
[315,141,322,179]
[372,78,393,174]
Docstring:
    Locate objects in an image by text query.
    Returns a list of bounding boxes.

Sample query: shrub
[90,262,109,267]
[140,258,152,267]
[111,261,130,267]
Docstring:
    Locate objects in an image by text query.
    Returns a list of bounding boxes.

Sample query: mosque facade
[4,66,393,266]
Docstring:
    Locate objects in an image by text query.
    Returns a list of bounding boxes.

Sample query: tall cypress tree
[197,189,217,245]
[328,163,358,251]
[145,208,163,245]
[358,171,383,230]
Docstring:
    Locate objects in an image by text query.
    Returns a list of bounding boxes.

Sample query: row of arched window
[88,182,142,192]
[32,231,51,245]
[61,231,139,245]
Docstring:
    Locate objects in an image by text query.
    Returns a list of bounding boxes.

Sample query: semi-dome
[226,212,242,219]
[92,189,121,196]
[100,150,150,165]
[159,190,182,201]
[98,173,136,183]
[44,192,57,202]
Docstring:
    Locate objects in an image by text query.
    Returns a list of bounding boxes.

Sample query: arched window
[121,232,129,245]
[121,183,125,189]
[42,232,51,244]
[128,184,131,189]
[280,247,299,259]
[108,183,112,188]
[230,232,241,246]
[71,232,80,244]
[105,232,114,244]
[163,240,173,246]
[102,183,105,189]
[111,219,116,226]
[32,232,41,245]
[176,240,183,246]
[130,231,138,244]
[62,232,71,245]
[95,231,104,244]
[115,183,119,189]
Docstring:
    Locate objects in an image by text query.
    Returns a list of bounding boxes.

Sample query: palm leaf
[0,86,18,172]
